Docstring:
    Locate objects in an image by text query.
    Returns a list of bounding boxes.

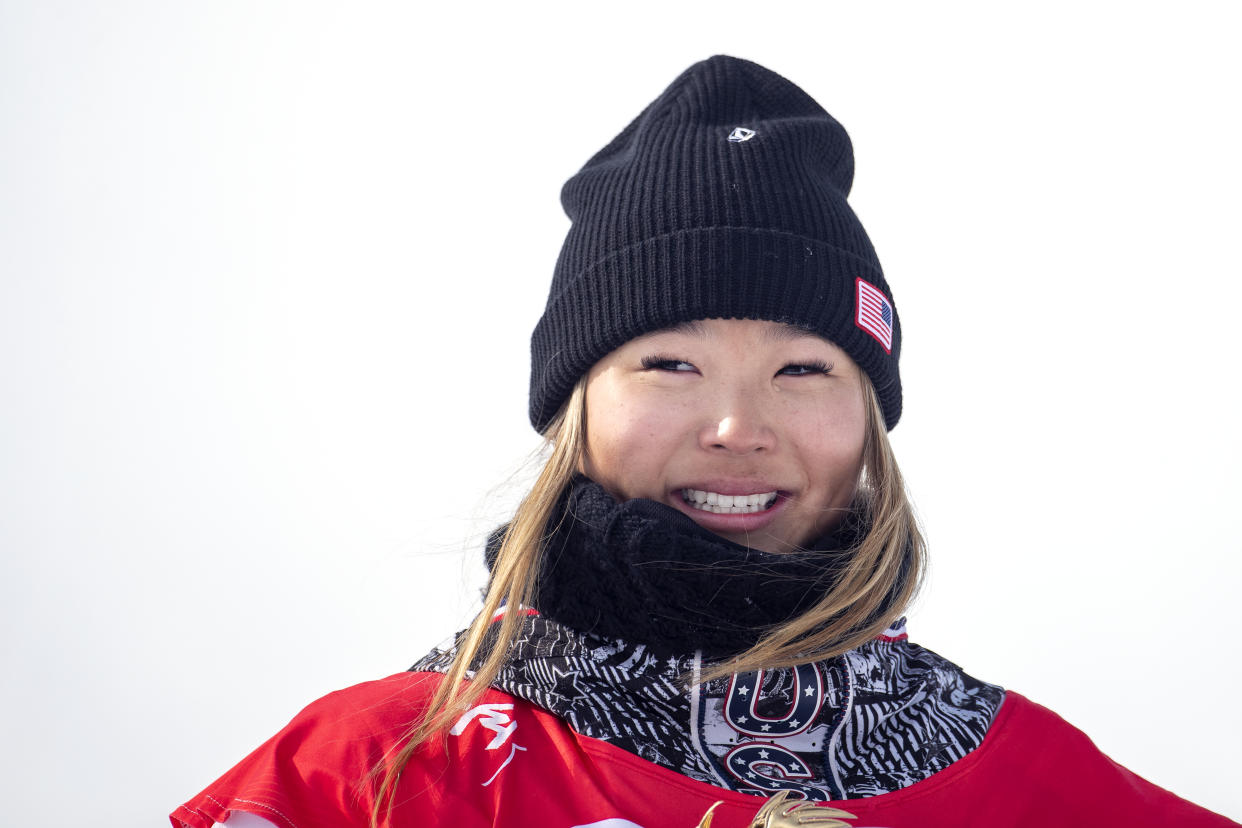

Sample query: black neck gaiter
[486,477,861,659]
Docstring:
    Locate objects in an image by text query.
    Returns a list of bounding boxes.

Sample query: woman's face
[582,318,867,554]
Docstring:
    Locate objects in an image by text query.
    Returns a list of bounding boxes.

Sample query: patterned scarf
[414,479,1003,800]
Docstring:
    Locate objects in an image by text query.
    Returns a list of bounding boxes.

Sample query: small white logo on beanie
[727,127,756,142]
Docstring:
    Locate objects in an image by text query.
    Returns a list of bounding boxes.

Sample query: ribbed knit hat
[529,55,902,431]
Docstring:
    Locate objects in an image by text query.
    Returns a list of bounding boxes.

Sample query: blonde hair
[370,369,924,822]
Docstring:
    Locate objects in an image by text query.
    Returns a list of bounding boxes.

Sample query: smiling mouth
[681,488,780,515]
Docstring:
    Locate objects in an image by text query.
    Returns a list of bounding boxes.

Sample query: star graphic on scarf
[918,737,954,766]
[549,664,589,703]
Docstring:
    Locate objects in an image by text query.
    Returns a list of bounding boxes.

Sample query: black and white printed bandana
[412,613,1003,800]
[415,479,1004,799]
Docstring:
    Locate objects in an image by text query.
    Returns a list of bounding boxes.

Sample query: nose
[699,397,777,455]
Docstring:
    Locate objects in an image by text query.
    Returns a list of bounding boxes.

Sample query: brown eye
[778,361,832,376]
[641,356,697,372]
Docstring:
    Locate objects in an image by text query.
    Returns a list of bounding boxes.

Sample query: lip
[677,480,785,497]
[669,480,790,534]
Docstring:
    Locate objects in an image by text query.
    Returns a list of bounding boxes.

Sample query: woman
[172,55,1236,828]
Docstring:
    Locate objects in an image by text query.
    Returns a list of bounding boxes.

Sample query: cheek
[799,402,867,486]
[584,394,685,500]
[583,392,647,489]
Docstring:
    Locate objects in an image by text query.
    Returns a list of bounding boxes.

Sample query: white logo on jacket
[451,703,527,785]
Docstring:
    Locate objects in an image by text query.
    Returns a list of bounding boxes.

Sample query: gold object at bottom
[695,790,858,828]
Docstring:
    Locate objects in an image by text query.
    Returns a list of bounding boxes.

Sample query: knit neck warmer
[423,479,1004,801]
[486,476,860,659]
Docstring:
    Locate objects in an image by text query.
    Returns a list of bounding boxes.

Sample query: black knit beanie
[529,55,902,431]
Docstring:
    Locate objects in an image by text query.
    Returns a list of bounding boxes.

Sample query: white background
[2,2,1240,824]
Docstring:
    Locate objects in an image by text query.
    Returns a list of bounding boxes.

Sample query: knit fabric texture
[529,55,902,431]
[485,477,867,659]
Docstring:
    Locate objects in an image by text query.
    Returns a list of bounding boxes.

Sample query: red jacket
[172,671,1236,828]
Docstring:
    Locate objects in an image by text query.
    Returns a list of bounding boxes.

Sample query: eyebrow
[762,321,824,343]
[653,319,826,343]
[661,320,708,337]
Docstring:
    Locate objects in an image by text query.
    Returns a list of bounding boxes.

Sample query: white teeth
[681,488,779,515]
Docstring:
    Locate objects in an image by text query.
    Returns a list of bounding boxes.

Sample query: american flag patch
[855,278,894,353]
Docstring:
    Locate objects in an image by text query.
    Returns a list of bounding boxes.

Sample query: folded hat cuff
[529,226,902,432]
